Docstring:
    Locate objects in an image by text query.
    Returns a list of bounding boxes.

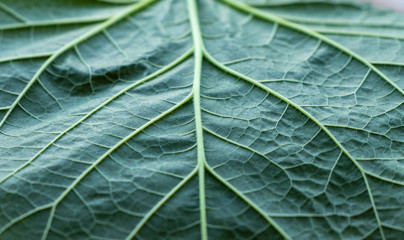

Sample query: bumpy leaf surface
[0,0,404,239]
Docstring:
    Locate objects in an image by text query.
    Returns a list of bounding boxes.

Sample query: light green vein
[0,2,28,23]
[74,45,94,93]
[311,28,404,40]
[201,107,250,121]
[203,126,292,189]
[266,14,404,28]
[365,171,404,188]
[38,92,193,240]
[361,227,380,240]
[0,52,54,63]
[219,0,404,97]
[325,125,400,142]
[0,16,108,31]
[382,224,404,232]
[98,0,139,4]
[0,204,53,234]
[102,29,128,57]
[267,212,373,218]
[371,61,404,67]
[0,92,193,236]
[188,1,297,237]
[246,0,363,9]
[357,158,404,161]
[0,48,193,185]
[187,0,208,239]
[125,167,198,240]
[0,0,159,129]
[322,151,343,193]
[221,56,269,66]
[36,78,64,110]
[203,48,386,240]
[204,162,292,240]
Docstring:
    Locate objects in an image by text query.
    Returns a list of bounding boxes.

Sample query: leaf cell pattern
[0,0,403,239]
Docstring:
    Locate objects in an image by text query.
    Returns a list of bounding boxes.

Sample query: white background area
[359,0,404,12]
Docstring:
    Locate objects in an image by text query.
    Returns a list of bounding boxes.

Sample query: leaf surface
[0,0,403,239]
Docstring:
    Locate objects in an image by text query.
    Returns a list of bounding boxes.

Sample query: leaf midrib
[188,0,294,239]
[187,0,208,239]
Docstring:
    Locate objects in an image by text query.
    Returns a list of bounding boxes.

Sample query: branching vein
[0,0,159,129]
[203,46,386,240]
[0,49,193,185]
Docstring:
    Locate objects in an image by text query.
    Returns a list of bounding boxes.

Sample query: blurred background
[359,0,404,12]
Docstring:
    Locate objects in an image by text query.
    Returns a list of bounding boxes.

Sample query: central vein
[187,0,208,239]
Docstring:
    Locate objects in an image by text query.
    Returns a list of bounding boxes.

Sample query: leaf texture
[0,0,403,239]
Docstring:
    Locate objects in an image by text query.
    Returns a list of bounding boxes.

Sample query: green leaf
[0,0,403,239]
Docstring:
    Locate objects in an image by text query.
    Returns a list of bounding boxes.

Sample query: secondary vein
[0,0,159,129]
[0,49,193,185]
[218,0,404,97]
[0,16,108,31]
[39,93,194,240]
[204,163,293,240]
[204,48,386,240]
[0,92,194,237]
[125,167,199,240]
